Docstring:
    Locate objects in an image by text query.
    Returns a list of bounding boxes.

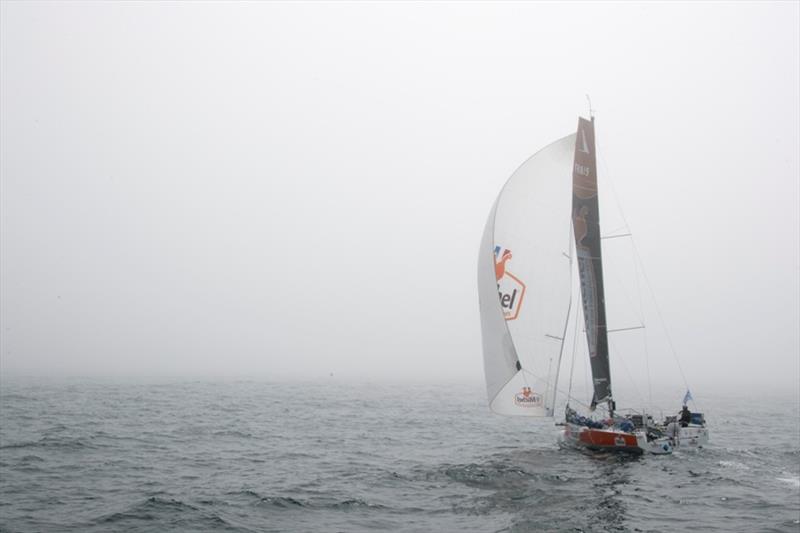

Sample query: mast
[571,116,614,416]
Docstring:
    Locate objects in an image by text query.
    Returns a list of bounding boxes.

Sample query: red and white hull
[562,423,673,455]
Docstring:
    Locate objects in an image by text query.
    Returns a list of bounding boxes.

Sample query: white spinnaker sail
[479,133,576,417]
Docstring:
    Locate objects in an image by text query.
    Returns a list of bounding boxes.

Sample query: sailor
[679,405,692,427]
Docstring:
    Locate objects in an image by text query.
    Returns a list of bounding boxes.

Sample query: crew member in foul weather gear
[679,405,692,427]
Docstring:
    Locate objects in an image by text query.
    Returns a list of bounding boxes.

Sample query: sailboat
[477,115,709,455]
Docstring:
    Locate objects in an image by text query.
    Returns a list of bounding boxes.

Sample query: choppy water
[0,379,798,532]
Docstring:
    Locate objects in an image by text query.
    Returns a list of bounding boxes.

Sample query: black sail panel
[572,117,612,405]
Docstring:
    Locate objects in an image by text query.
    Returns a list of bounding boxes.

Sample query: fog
[1,2,798,393]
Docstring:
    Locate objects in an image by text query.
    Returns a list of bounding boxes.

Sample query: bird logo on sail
[514,386,542,407]
[494,245,526,321]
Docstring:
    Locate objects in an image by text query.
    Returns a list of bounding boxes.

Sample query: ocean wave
[328,498,388,510]
[0,430,159,453]
[0,393,32,401]
[212,430,254,438]
[776,475,800,488]
[0,436,99,451]
[439,460,568,489]
[718,459,750,470]
[227,490,389,512]
[0,441,38,450]
[94,496,201,522]
[255,495,307,508]
[443,462,530,486]
[92,496,251,532]
[227,489,264,499]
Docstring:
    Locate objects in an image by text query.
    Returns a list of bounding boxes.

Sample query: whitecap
[776,475,800,488]
[718,460,749,470]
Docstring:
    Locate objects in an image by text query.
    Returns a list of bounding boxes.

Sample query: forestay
[478,134,576,417]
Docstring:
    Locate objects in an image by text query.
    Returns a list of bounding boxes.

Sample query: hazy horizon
[2,2,798,393]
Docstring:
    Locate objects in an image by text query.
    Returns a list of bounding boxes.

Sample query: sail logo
[573,120,597,200]
[514,387,543,407]
[494,246,526,321]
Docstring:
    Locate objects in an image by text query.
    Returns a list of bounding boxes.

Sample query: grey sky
[1,2,798,392]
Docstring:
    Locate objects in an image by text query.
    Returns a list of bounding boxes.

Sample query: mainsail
[478,134,576,417]
[571,117,612,407]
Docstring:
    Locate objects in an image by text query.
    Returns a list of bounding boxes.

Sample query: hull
[664,424,710,449]
[562,423,674,455]
[562,423,644,455]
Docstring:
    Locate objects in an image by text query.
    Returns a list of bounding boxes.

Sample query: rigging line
[552,217,576,412]
[595,139,631,237]
[607,325,645,333]
[602,241,643,330]
[633,238,654,407]
[608,335,645,406]
[596,140,692,393]
[631,244,691,390]
[566,290,580,405]
[604,224,628,236]
[583,338,590,405]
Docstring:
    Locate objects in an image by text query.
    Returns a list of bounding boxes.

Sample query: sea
[0,379,798,532]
